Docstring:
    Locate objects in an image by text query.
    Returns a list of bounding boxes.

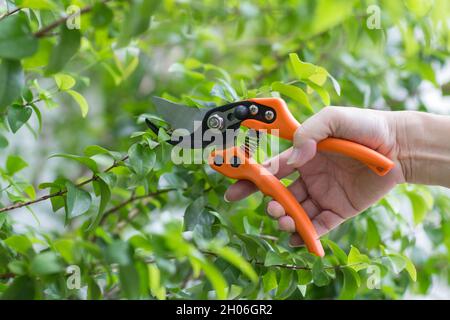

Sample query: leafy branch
[0,155,129,214]
[0,7,21,21]
[100,187,178,226]
[34,0,113,38]
[0,253,372,281]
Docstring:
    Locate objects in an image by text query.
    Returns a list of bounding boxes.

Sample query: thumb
[287,107,345,167]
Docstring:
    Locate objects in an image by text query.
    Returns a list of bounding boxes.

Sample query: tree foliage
[0,0,449,299]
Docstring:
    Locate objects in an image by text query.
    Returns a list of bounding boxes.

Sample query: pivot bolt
[249,104,259,115]
[265,110,275,121]
[234,105,249,120]
[207,114,224,130]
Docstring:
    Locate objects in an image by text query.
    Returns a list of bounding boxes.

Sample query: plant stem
[0,273,15,280]
[0,155,128,214]
[99,188,177,226]
[33,0,113,38]
[0,7,21,21]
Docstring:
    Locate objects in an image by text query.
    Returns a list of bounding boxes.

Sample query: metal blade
[151,96,209,133]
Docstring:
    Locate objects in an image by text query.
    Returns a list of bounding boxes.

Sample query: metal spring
[241,129,260,157]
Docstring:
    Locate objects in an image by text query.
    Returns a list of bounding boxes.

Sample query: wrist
[391,111,450,187]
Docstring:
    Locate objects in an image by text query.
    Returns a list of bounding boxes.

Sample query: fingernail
[287,148,300,165]
[223,193,230,203]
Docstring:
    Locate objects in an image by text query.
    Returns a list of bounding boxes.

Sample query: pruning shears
[146,97,395,257]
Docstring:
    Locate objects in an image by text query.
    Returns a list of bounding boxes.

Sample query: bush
[0,0,449,300]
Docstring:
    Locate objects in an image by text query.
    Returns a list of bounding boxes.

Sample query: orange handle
[209,147,324,257]
[317,138,394,176]
[243,98,394,176]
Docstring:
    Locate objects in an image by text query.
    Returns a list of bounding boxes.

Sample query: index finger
[224,147,297,202]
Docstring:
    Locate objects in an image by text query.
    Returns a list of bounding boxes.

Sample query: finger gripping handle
[251,167,325,257]
[317,138,395,176]
[209,147,325,257]
[244,98,394,176]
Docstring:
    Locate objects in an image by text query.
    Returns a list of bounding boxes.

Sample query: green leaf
[87,277,102,300]
[347,246,371,271]
[30,252,64,276]
[289,53,317,79]
[6,155,28,175]
[87,177,111,230]
[0,133,9,149]
[15,0,57,10]
[49,153,98,172]
[297,269,312,285]
[190,254,228,299]
[54,239,75,264]
[404,0,432,17]
[119,264,141,299]
[128,143,156,176]
[386,252,416,281]
[1,276,35,300]
[8,260,28,275]
[403,255,417,282]
[308,0,356,37]
[105,240,140,299]
[66,90,89,117]
[307,80,331,105]
[30,103,42,132]
[184,197,206,231]
[7,104,32,133]
[0,214,6,228]
[4,235,33,255]
[271,81,313,112]
[0,59,24,110]
[264,251,285,267]
[39,178,66,213]
[117,0,160,47]
[91,2,114,28]
[84,146,122,161]
[262,270,277,292]
[276,269,296,298]
[65,181,92,223]
[406,187,433,225]
[212,246,258,283]
[148,264,166,300]
[210,79,239,102]
[54,74,76,91]
[84,145,112,157]
[289,53,329,87]
[129,235,152,251]
[328,73,341,96]
[0,13,38,60]
[366,217,381,249]
[387,254,406,274]
[325,240,348,264]
[23,38,52,69]
[105,240,132,266]
[339,267,360,299]
[312,259,330,287]
[158,172,187,189]
[46,26,81,75]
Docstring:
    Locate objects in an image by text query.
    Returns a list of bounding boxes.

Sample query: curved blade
[151,96,209,133]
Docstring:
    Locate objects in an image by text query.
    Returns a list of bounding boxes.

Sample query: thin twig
[0,155,128,214]
[0,7,21,21]
[0,273,15,280]
[99,188,177,226]
[33,0,112,38]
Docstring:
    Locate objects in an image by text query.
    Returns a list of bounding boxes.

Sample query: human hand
[224,106,406,246]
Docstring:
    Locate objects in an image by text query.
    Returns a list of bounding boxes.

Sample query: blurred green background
[0,0,449,299]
